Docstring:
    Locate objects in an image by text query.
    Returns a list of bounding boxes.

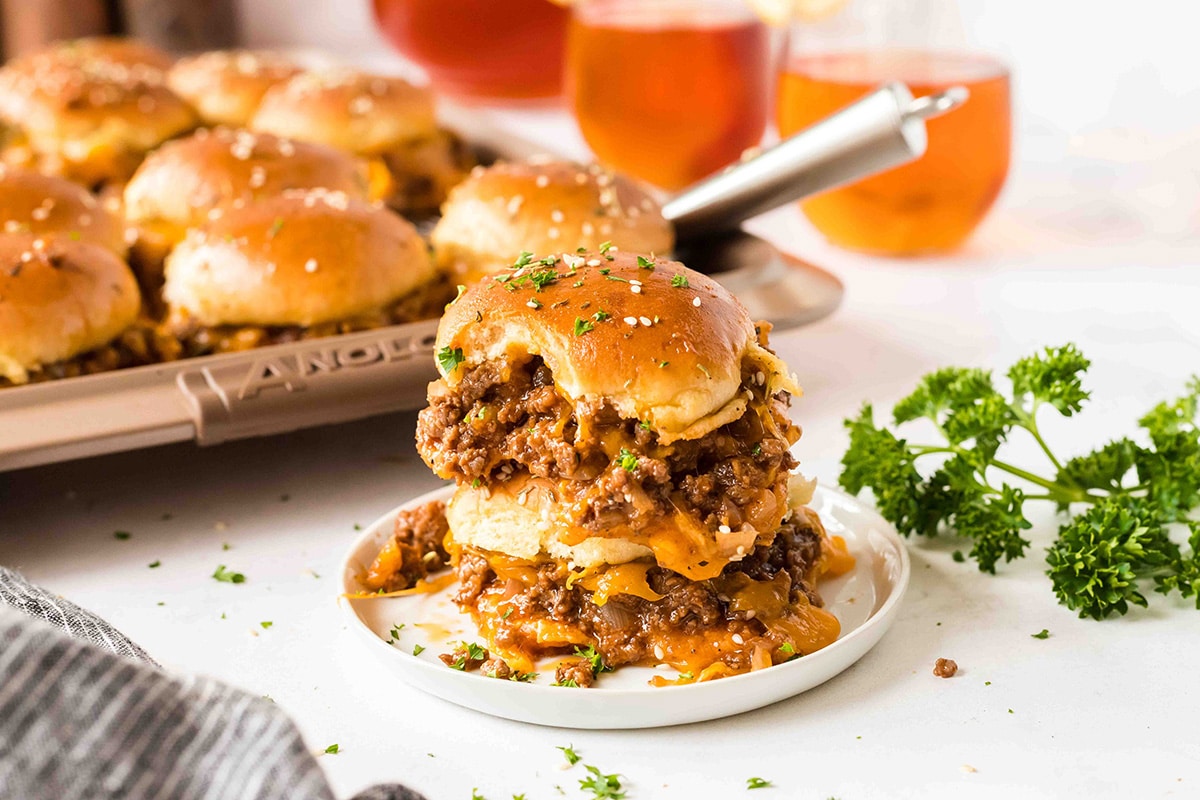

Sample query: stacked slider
[367,251,853,683]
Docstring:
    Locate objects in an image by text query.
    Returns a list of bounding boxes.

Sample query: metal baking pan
[0,113,843,472]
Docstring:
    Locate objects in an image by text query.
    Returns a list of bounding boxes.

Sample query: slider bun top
[167,50,301,127]
[164,190,434,327]
[250,70,437,155]
[437,251,797,442]
[0,234,139,384]
[13,37,174,73]
[124,127,371,238]
[0,55,198,180]
[0,166,126,255]
[431,158,674,283]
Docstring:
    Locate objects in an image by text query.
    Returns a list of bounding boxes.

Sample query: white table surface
[2,105,1199,800]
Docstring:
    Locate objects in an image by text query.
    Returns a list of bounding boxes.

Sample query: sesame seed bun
[167,50,302,127]
[124,127,372,250]
[14,37,174,73]
[0,55,197,186]
[436,251,796,442]
[431,159,674,284]
[163,190,434,327]
[0,234,140,384]
[0,167,125,256]
[250,70,437,155]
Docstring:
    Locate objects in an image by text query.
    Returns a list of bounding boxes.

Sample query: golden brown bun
[124,127,372,247]
[167,50,301,127]
[163,190,434,327]
[0,55,198,186]
[250,69,437,155]
[13,37,174,73]
[437,251,796,441]
[0,166,125,256]
[431,159,674,283]
[0,233,139,383]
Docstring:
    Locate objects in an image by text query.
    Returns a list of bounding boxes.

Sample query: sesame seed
[653,645,665,660]
[718,524,731,534]
[732,633,745,645]
[639,316,652,326]
[586,259,602,267]
[550,209,565,224]
[526,300,539,309]
[535,175,550,188]
[631,285,641,294]
[629,279,642,286]
[304,258,318,273]
[744,609,757,620]
[692,296,702,307]
[506,195,524,216]
[623,316,637,325]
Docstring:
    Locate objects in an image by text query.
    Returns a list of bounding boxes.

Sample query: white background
[3,2,1200,799]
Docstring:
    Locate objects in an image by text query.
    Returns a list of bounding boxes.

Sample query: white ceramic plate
[339,484,909,729]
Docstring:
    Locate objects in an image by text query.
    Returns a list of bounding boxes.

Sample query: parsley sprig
[840,344,1200,619]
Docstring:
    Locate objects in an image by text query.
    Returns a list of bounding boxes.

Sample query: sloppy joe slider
[123,127,372,288]
[431,158,673,284]
[0,234,147,386]
[0,166,125,256]
[167,50,301,128]
[0,50,197,187]
[162,189,445,354]
[366,250,853,684]
[250,69,471,214]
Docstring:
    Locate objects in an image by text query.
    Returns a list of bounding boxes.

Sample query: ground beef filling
[362,500,452,593]
[167,275,455,358]
[0,323,177,387]
[454,508,830,674]
[417,355,801,536]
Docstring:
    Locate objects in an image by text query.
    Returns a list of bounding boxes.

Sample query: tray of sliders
[0,37,860,472]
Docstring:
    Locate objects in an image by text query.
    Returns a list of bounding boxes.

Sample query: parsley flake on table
[114,531,131,540]
[579,765,625,799]
[839,344,1200,619]
[148,561,161,569]
[412,644,425,656]
[747,777,772,789]
[260,621,272,630]
[387,623,405,643]
[470,789,486,800]
[324,744,339,755]
[1031,629,1050,639]
[212,565,245,584]
[557,745,581,766]
[437,346,465,374]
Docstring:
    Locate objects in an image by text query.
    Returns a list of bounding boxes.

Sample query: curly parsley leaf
[437,346,465,374]
[579,765,625,799]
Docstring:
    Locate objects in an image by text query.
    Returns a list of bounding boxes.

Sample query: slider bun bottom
[446,480,653,569]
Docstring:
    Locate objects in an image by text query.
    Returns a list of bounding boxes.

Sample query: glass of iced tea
[777,1,1012,254]
[372,0,569,101]
[567,0,772,190]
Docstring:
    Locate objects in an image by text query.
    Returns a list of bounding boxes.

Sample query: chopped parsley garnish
[450,642,488,670]
[746,777,772,789]
[470,790,485,800]
[678,671,694,680]
[670,274,690,288]
[222,542,231,551]
[260,621,273,629]
[388,623,405,642]
[412,644,425,656]
[509,671,537,683]
[528,298,543,309]
[212,565,245,584]
[114,531,131,540]
[437,346,465,373]
[529,268,559,291]
[447,284,467,308]
[573,280,584,288]
[639,419,652,431]
[501,606,514,619]
[605,275,628,283]
[513,251,535,268]
[616,449,638,473]
[598,267,610,275]
[573,645,613,676]
[658,360,670,369]
[598,241,613,254]
[779,642,800,662]
[324,744,339,755]
[553,678,579,688]
[353,523,362,531]
[148,560,161,568]
[267,217,285,239]
[574,317,595,336]
[472,478,482,488]
[1031,629,1050,639]
[593,310,611,322]
[952,550,965,562]
[579,765,625,799]
[557,745,581,765]
[636,255,655,270]
[697,364,711,378]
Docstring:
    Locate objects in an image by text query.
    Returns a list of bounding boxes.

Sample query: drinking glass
[777,0,1012,254]
[372,0,569,101]
[567,0,772,190]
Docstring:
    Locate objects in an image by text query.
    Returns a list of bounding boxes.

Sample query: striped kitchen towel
[0,567,425,800]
